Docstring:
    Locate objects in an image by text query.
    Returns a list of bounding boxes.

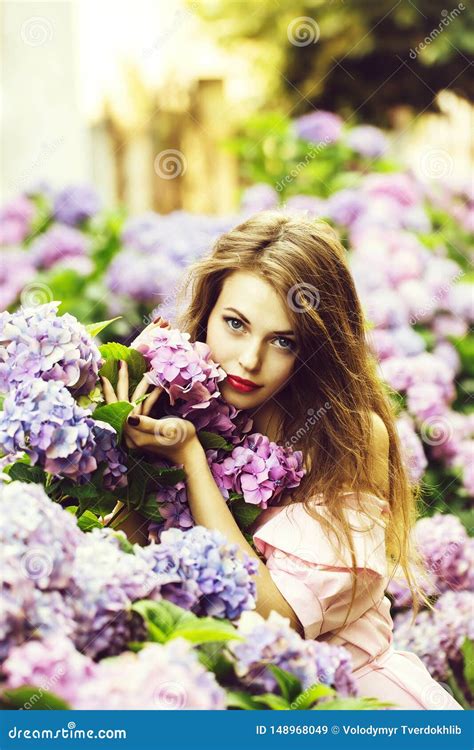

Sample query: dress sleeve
[252,495,389,639]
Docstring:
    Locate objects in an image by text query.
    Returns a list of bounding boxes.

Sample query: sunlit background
[1,0,473,214]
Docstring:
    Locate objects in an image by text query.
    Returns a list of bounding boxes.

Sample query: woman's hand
[100,357,198,465]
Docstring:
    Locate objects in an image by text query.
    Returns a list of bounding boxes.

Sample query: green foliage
[131,599,243,646]
[198,431,234,452]
[190,0,473,121]
[85,317,122,338]
[1,686,71,710]
[98,343,147,391]
[462,639,474,695]
[92,401,134,441]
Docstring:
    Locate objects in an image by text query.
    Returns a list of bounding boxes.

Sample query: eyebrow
[223,307,295,336]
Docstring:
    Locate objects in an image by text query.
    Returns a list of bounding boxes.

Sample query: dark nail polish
[152,315,162,324]
[118,360,123,370]
[128,416,140,426]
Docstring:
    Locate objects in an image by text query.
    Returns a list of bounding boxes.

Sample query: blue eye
[224,316,244,331]
[274,336,296,352]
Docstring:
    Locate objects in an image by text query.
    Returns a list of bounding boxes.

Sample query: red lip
[226,374,262,393]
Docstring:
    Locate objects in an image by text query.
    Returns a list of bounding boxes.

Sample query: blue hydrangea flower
[0,380,126,488]
[229,610,357,697]
[138,525,258,620]
[0,302,102,396]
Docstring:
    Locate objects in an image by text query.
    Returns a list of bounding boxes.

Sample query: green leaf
[85,317,122,338]
[7,463,47,485]
[77,510,103,532]
[2,686,71,710]
[139,496,164,523]
[252,693,290,710]
[268,664,302,703]
[462,638,474,693]
[198,431,233,451]
[225,690,261,710]
[290,683,335,709]
[0,394,4,410]
[170,617,243,646]
[92,401,134,441]
[197,643,234,681]
[132,600,197,643]
[230,499,263,529]
[99,343,147,390]
[312,696,394,710]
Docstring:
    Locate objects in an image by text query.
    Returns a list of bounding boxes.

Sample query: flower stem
[446,669,469,709]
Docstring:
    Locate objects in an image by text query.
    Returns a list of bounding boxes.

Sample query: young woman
[102,210,462,710]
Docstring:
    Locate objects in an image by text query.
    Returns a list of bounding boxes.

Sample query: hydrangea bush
[0,481,382,711]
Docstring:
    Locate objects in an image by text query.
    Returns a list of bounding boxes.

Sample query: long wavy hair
[177,210,430,622]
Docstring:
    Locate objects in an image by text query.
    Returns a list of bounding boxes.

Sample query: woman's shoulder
[252,489,389,575]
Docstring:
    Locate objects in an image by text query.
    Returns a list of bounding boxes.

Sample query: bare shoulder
[368,411,389,493]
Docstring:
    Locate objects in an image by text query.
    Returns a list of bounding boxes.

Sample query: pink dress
[252,491,463,710]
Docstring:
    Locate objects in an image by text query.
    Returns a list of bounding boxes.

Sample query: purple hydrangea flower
[346,125,388,159]
[2,635,226,710]
[149,437,305,540]
[240,184,279,213]
[415,514,473,593]
[67,527,160,659]
[0,250,36,309]
[134,326,225,408]
[138,525,258,620]
[388,513,473,607]
[393,591,474,681]
[147,478,193,542]
[294,111,343,145]
[229,610,357,697]
[106,249,182,305]
[0,380,126,488]
[74,639,227,710]
[30,224,92,275]
[326,189,366,227]
[3,635,98,706]
[363,172,421,208]
[173,395,253,444]
[53,184,102,226]
[0,302,102,396]
[0,480,81,590]
[91,421,128,491]
[0,482,80,659]
[213,433,305,508]
[380,353,455,405]
[0,195,35,246]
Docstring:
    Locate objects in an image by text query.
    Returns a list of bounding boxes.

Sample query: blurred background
[1,0,473,212]
[1,0,474,707]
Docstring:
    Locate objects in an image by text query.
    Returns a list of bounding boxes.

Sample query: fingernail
[118,360,123,370]
[152,315,162,324]
[127,416,140,426]
[159,319,169,328]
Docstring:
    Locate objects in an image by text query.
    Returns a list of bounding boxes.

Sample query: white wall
[0,0,91,201]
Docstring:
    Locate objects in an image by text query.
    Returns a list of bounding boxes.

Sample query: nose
[238,338,262,373]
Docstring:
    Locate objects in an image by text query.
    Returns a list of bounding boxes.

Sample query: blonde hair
[177,210,430,622]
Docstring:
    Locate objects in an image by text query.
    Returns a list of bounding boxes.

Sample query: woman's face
[206,271,298,412]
